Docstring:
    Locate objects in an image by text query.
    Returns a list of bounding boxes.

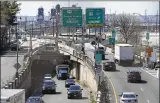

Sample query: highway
[84,42,159,103]
[42,77,89,103]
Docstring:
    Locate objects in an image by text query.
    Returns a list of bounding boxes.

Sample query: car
[118,92,138,103]
[91,41,97,45]
[67,85,83,99]
[10,43,21,51]
[42,80,57,94]
[44,76,52,81]
[26,96,44,103]
[44,74,52,77]
[65,79,75,88]
[103,61,116,71]
[22,37,27,41]
[127,70,141,83]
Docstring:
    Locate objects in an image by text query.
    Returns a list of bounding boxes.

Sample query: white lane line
[141,68,158,78]
[147,100,150,103]
[140,87,144,91]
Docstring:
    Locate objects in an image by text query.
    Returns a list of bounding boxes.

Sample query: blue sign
[95,53,102,64]
[96,64,102,73]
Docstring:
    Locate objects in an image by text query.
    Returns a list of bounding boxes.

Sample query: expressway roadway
[84,43,159,103]
[32,75,89,103]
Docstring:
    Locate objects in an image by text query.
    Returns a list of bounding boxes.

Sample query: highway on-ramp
[84,43,159,103]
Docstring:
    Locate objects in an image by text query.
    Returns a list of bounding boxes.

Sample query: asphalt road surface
[85,43,159,103]
[33,77,89,103]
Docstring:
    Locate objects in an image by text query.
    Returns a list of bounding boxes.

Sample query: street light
[133,13,150,68]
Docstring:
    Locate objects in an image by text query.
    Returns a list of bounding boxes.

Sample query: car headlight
[68,91,71,94]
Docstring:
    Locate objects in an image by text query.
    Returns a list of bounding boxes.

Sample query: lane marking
[140,87,144,91]
[147,100,150,103]
[104,72,118,103]
[141,68,158,78]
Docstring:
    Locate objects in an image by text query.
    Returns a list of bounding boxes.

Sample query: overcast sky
[17,1,159,16]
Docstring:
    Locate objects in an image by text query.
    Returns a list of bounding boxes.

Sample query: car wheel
[68,96,70,99]
[127,80,130,83]
[138,80,141,83]
[53,90,56,94]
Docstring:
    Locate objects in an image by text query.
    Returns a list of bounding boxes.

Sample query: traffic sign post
[95,53,102,64]
[146,32,150,40]
[86,8,104,27]
[62,7,82,27]
[14,63,21,70]
[109,37,115,45]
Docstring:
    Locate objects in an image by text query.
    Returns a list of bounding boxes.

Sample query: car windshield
[107,62,115,65]
[27,98,41,102]
[69,86,80,90]
[99,47,104,50]
[44,78,51,80]
[59,67,68,70]
[67,79,74,82]
[44,81,54,85]
[130,72,140,75]
[44,74,51,77]
[123,94,136,98]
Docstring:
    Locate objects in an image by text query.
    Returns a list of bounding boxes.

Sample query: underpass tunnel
[29,51,70,96]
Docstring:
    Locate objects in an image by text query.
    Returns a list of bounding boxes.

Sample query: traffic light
[56,4,60,13]
[9,15,17,25]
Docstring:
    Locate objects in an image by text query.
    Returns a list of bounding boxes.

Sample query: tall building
[37,6,44,21]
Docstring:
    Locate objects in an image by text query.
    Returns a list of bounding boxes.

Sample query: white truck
[114,44,134,66]
[1,89,25,103]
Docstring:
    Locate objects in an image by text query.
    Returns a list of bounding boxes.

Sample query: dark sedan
[103,61,116,71]
[26,96,44,103]
[65,79,75,88]
[67,85,83,99]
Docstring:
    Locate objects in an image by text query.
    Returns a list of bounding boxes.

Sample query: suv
[42,80,57,94]
[103,61,116,71]
[127,70,141,83]
[10,43,21,51]
[67,85,83,99]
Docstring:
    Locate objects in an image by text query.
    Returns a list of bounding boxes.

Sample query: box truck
[114,44,134,66]
[56,65,70,80]
[1,89,25,103]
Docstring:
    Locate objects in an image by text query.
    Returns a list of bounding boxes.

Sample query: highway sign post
[95,53,102,64]
[86,8,104,27]
[62,7,82,27]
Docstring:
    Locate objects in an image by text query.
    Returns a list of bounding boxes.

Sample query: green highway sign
[62,7,82,27]
[95,53,102,64]
[112,29,116,38]
[109,38,115,44]
[146,32,150,40]
[86,8,104,27]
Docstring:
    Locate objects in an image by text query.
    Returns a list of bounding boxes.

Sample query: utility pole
[15,17,19,78]
[29,20,33,58]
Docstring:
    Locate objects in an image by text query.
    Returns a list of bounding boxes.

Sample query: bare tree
[111,13,143,44]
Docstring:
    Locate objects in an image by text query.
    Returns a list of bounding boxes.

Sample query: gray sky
[17,1,159,16]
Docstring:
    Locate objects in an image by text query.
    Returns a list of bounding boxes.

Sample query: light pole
[133,13,150,67]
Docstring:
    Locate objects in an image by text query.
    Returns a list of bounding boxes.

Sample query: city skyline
[17,1,159,16]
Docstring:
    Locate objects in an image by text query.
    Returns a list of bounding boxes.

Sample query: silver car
[119,92,138,103]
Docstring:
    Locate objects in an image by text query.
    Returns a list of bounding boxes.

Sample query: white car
[119,92,138,103]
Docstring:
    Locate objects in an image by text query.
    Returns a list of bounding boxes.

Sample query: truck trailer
[114,44,134,66]
[1,89,25,103]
